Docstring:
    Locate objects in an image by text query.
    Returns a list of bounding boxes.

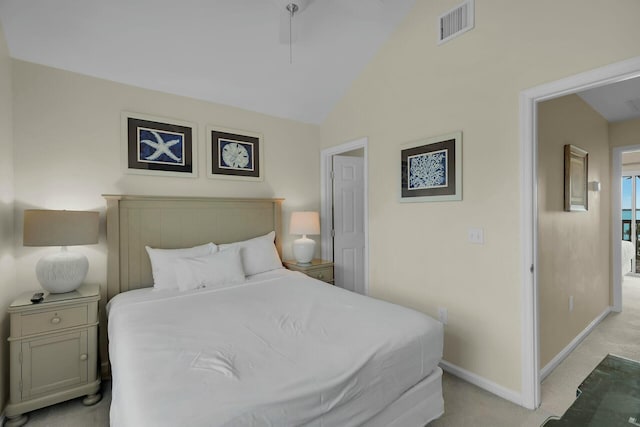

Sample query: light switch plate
[468,228,484,244]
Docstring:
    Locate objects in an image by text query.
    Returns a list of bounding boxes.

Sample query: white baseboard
[439,359,523,406]
[539,306,612,381]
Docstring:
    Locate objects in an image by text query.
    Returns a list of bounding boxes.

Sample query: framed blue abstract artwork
[122,112,197,177]
[400,132,462,202]
[206,126,263,181]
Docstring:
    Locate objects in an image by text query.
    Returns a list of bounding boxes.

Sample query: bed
[103,195,444,426]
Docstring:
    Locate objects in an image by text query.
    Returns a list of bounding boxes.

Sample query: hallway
[430,275,640,426]
[540,275,640,415]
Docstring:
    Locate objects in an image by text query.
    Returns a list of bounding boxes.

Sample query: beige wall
[341,148,365,157]
[621,150,640,164]
[0,22,15,414]
[611,118,640,150]
[319,0,640,393]
[12,60,321,301]
[621,149,640,172]
[537,95,610,367]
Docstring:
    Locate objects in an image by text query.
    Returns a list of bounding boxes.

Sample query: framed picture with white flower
[121,112,197,178]
[399,131,462,202]
[206,126,263,181]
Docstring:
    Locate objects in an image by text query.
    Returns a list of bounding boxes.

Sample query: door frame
[520,56,640,409]
[615,154,640,278]
[320,137,369,295]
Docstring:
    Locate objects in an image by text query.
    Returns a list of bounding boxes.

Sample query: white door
[333,155,365,294]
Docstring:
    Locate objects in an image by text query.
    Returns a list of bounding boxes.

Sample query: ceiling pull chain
[286,3,298,64]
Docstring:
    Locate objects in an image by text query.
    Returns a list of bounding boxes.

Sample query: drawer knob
[80,354,88,361]
[50,317,61,324]
[317,273,324,279]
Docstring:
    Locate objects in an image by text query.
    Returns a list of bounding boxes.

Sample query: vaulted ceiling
[0,0,416,124]
[2,1,639,125]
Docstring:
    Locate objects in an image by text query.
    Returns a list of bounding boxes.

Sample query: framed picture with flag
[122,112,197,177]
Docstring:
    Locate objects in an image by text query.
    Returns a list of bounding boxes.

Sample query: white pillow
[145,242,217,290]
[218,231,283,276]
[174,247,246,292]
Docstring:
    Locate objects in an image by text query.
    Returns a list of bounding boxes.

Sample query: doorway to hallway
[622,171,640,274]
[320,138,369,295]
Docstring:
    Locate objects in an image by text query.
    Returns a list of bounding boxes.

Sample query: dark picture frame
[121,112,197,178]
[207,126,263,181]
[400,132,462,202]
[564,144,588,212]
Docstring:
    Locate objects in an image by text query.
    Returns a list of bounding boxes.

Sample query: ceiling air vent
[438,0,475,45]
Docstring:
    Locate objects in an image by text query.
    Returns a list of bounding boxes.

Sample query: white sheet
[108,270,443,426]
[365,367,443,427]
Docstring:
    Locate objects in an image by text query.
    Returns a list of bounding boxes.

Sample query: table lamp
[289,211,320,265]
[23,209,99,293]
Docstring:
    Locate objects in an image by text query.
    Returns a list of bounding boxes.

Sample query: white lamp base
[293,235,315,265]
[36,247,88,293]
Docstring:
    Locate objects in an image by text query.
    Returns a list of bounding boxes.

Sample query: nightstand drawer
[283,259,335,284]
[308,266,334,283]
[21,306,88,336]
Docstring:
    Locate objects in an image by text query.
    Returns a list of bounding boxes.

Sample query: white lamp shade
[289,211,320,235]
[23,209,99,293]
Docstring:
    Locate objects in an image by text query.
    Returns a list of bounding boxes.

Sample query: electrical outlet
[569,296,574,312]
[468,228,484,244]
[438,307,448,325]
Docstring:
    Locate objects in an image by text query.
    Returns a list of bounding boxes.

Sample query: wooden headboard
[104,195,284,301]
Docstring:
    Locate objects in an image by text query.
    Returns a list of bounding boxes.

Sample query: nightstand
[5,284,102,427]
[284,259,334,284]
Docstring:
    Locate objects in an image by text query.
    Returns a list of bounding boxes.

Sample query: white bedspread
[107,270,443,427]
